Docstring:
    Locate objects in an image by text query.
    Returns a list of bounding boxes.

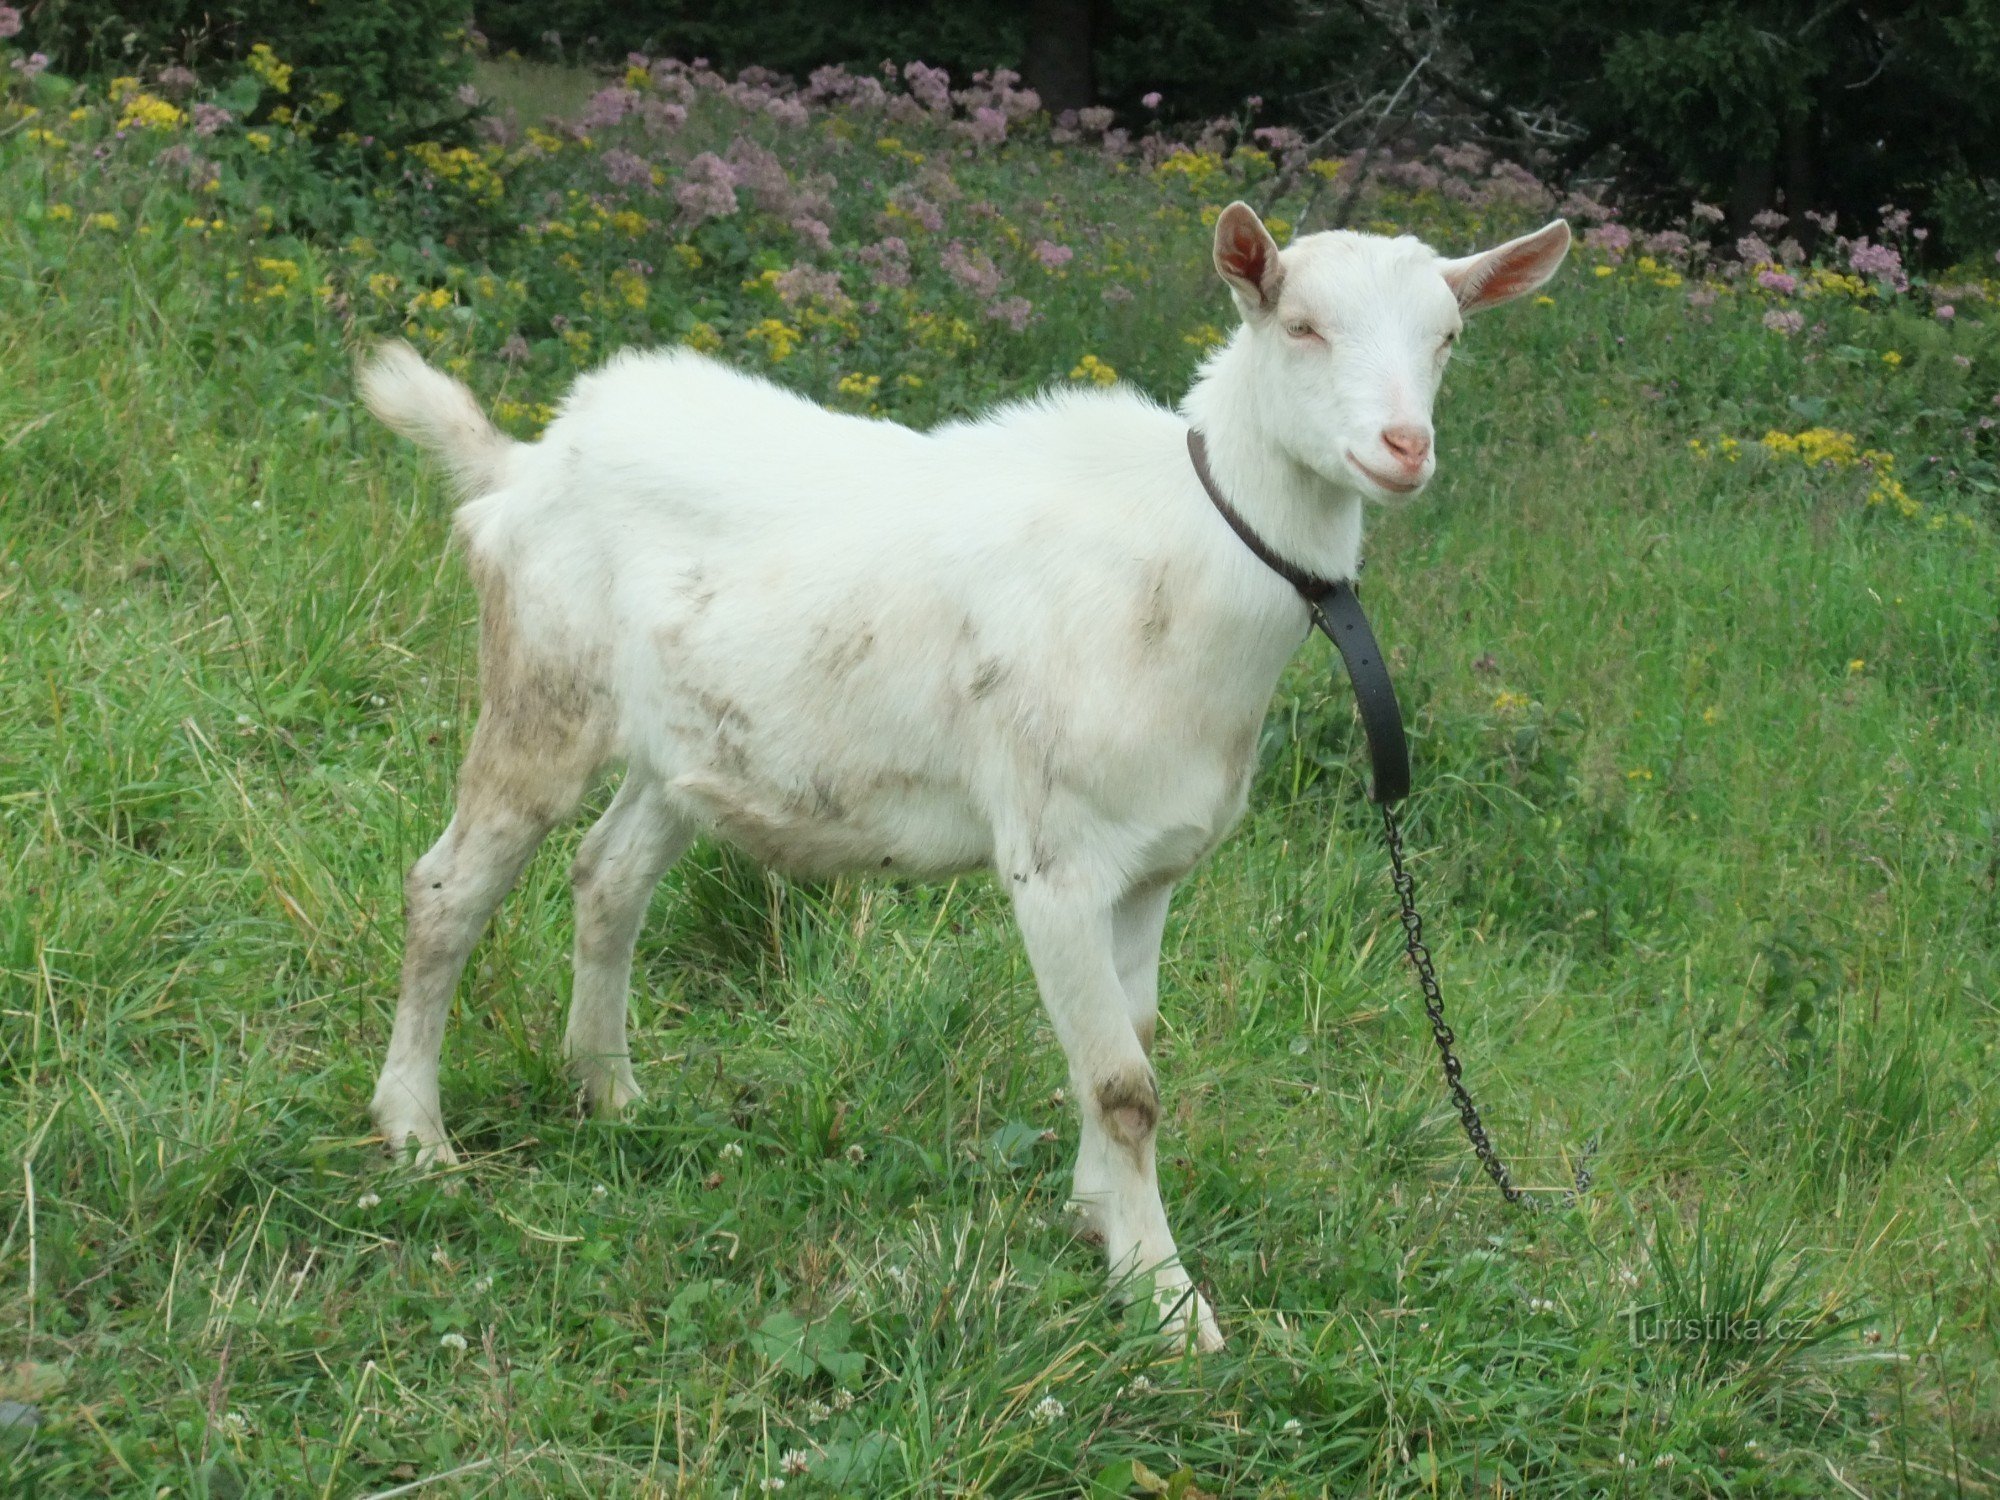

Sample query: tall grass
[1,44,1996,1498]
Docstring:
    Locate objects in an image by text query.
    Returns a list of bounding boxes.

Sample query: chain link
[1379,799,1596,1211]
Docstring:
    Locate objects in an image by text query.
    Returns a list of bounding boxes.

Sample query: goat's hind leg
[566,773,693,1116]
[371,722,593,1167]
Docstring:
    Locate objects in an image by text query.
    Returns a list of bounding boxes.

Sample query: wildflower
[1592,265,1615,278]
[1033,239,1074,271]
[684,322,723,355]
[610,267,649,310]
[1527,1296,1557,1314]
[246,43,292,94]
[720,1140,745,1161]
[758,1480,785,1494]
[1584,223,1632,256]
[439,1332,468,1352]
[1533,294,1555,307]
[985,296,1034,332]
[1281,1417,1303,1434]
[189,102,232,135]
[1847,238,1907,291]
[1701,706,1722,726]
[0,7,20,39]
[1032,1395,1065,1425]
[675,152,740,223]
[831,1389,855,1411]
[602,147,653,188]
[1069,354,1117,386]
[1762,309,1805,336]
[1848,659,1865,674]
[1937,304,1956,322]
[837,372,882,400]
[1755,269,1798,295]
[941,241,1002,298]
[591,1182,609,1199]
[780,1450,810,1477]
[11,50,49,81]
[357,1191,382,1209]
[1881,350,1902,367]
[1625,768,1653,781]
[119,93,186,131]
[88,213,120,231]
[1492,690,1529,713]
[245,131,273,153]
[472,1274,494,1294]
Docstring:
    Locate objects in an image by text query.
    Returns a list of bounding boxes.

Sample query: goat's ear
[1437,219,1572,314]
[1214,201,1285,316]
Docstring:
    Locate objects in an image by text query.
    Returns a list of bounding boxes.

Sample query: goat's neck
[1180,341,1365,587]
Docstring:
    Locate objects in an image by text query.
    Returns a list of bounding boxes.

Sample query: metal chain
[1379,799,1597,1211]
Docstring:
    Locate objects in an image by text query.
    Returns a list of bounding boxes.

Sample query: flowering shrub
[1,35,1993,529]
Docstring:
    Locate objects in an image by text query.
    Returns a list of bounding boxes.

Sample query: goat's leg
[1113,879,1174,1056]
[566,774,692,1116]
[1069,878,1177,1241]
[1013,875,1223,1352]
[371,720,594,1167]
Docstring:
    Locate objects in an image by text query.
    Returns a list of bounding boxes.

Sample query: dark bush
[22,0,474,144]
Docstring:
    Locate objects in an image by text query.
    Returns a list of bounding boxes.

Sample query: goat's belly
[667,769,991,878]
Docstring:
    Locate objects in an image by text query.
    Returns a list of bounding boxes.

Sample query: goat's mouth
[1344,451,1427,496]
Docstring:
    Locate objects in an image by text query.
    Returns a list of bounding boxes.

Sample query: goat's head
[1212,202,1570,499]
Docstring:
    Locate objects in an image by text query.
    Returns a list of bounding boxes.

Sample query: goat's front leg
[1012,874,1223,1353]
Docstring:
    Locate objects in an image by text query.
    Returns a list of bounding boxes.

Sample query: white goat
[359,203,1569,1351]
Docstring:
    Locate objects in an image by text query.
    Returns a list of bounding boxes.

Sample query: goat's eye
[1285,320,1322,342]
[1439,331,1459,351]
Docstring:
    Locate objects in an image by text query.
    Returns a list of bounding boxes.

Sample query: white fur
[358,206,1568,1353]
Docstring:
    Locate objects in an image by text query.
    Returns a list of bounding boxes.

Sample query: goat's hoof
[1155,1286,1225,1354]
[377,1125,459,1172]
[579,1072,643,1119]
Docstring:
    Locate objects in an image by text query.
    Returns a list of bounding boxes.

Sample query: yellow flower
[366,272,401,299]
[1880,350,1902,367]
[610,267,649,310]
[1625,768,1654,781]
[254,257,301,298]
[684,322,723,355]
[47,204,74,222]
[118,93,185,132]
[1492,690,1530,713]
[1182,323,1226,351]
[25,129,66,149]
[609,209,648,238]
[87,212,119,231]
[246,131,273,153]
[107,76,143,103]
[745,318,801,361]
[1306,159,1342,181]
[673,244,704,271]
[1700,706,1722,725]
[1533,295,1556,307]
[1069,353,1118,386]
[1847,659,1865,674]
[1593,264,1616,278]
[836,372,882,399]
[247,43,294,95]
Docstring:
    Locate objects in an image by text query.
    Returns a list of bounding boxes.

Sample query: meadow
[1,40,1997,1499]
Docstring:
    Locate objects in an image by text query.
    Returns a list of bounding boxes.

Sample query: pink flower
[191,101,232,135]
[903,60,951,113]
[984,296,1034,331]
[674,152,740,223]
[858,237,911,288]
[774,264,845,307]
[1033,240,1073,270]
[1690,201,1725,224]
[601,148,653,188]
[959,105,1008,147]
[766,97,809,129]
[581,87,639,128]
[1847,238,1908,292]
[791,215,832,253]
[1756,269,1798,295]
[1585,224,1632,256]
[456,82,480,108]
[0,7,21,39]
[1141,91,1162,109]
[1763,309,1805,336]
[1936,304,1956,321]
[940,240,1001,297]
[1735,234,1773,265]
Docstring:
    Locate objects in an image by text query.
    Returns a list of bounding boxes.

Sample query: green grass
[3,56,2000,1500]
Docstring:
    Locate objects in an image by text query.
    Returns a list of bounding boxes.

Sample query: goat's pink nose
[1381,425,1432,468]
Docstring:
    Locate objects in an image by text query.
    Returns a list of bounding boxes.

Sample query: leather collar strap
[1186,428,1411,805]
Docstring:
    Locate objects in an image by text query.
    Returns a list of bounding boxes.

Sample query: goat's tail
[358,340,516,498]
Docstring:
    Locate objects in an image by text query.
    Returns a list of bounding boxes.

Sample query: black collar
[1185,427,1411,805]
[1185,429,1343,600]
